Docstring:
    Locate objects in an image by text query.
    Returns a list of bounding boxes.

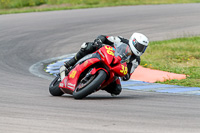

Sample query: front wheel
[49,76,64,96]
[73,70,107,99]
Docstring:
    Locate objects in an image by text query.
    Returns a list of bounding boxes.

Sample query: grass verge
[0,0,200,14]
[141,36,200,87]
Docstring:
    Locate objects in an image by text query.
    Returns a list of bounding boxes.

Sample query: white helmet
[129,32,149,56]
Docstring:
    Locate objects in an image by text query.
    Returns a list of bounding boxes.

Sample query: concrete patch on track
[30,54,200,96]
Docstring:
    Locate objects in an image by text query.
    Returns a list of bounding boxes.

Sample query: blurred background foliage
[1,0,200,9]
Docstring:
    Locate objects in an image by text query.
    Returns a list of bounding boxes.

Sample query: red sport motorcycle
[49,43,132,99]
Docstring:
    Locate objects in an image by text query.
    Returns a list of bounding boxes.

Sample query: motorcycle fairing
[98,45,128,77]
[98,45,115,65]
[111,62,128,77]
[59,57,101,94]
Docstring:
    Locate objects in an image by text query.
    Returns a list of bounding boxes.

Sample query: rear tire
[49,76,64,96]
[73,70,107,99]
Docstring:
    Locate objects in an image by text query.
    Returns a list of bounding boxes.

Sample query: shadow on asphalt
[56,92,152,100]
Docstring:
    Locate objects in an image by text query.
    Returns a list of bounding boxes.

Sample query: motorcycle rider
[63,32,149,96]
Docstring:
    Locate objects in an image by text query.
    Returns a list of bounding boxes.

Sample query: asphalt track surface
[0,3,200,133]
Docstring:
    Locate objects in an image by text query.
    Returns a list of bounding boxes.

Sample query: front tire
[73,70,107,99]
[49,76,64,96]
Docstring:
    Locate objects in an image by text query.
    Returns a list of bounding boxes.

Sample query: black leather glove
[122,73,130,81]
[93,38,103,49]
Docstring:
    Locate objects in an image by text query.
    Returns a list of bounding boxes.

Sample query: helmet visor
[132,40,147,53]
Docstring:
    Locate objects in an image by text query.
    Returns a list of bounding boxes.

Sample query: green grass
[0,0,200,14]
[141,36,200,87]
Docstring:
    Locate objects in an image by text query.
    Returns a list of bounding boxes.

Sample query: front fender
[90,67,108,76]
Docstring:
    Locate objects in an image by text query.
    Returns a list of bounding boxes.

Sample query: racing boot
[103,78,122,96]
[64,50,85,72]
[61,54,80,81]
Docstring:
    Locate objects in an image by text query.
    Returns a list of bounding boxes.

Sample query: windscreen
[114,43,132,63]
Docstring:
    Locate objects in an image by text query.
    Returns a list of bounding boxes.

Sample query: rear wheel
[49,76,64,96]
[73,70,107,99]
